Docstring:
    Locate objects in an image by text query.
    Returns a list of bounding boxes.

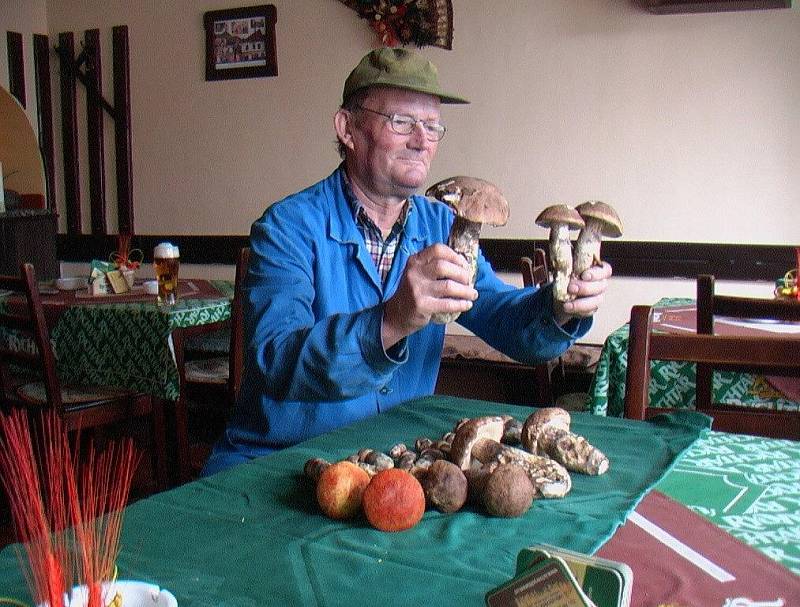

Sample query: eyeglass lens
[357,105,445,141]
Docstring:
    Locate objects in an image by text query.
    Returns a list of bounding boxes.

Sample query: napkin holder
[88,260,134,295]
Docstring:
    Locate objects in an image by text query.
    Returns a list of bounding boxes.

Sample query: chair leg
[173,394,191,486]
[150,398,169,492]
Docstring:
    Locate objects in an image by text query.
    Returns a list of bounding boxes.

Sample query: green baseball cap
[342,47,469,105]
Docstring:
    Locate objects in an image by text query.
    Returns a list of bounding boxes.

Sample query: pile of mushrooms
[425,176,510,324]
[535,201,622,302]
[304,407,608,520]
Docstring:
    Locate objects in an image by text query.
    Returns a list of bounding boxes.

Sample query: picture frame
[204,4,277,81]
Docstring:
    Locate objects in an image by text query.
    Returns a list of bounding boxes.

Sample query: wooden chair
[519,249,557,404]
[0,263,168,491]
[695,273,800,409]
[181,247,249,408]
[623,303,800,439]
[519,248,550,290]
[173,246,249,480]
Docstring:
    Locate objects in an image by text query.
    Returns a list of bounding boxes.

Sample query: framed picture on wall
[204,4,277,81]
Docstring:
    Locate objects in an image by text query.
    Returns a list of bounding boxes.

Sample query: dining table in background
[41,278,233,401]
[588,297,800,417]
[0,277,233,484]
[0,395,797,605]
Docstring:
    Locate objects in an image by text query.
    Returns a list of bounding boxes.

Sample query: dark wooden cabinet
[0,210,59,279]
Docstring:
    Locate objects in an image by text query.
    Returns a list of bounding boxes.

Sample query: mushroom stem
[571,201,623,278]
[549,223,574,302]
[470,439,572,499]
[521,408,609,476]
[537,427,609,475]
[431,216,481,324]
[572,219,603,277]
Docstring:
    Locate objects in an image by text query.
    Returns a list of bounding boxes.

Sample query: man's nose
[407,121,429,147]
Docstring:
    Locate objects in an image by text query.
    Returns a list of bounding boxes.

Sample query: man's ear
[334,109,355,152]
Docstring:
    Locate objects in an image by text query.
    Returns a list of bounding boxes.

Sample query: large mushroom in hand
[534,205,585,302]
[572,201,623,278]
[426,176,510,324]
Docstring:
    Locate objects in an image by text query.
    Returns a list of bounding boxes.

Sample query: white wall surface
[6,1,799,344]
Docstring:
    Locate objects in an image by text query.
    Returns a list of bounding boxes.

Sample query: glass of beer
[153,242,180,305]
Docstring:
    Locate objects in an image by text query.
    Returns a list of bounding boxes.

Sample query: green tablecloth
[588,298,800,417]
[655,431,800,576]
[0,396,708,606]
[1,280,232,401]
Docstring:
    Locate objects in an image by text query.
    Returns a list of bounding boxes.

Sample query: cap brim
[347,83,469,105]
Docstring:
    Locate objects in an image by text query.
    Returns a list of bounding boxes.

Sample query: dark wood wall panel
[56,235,796,282]
[6,31,25,107]
[85,28,107,234]
[57,32,81,234]
[112,26,134,235]
[33,34,55,211]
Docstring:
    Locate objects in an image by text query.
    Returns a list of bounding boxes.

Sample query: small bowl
[47,580,178,607]
[56,277,87,291]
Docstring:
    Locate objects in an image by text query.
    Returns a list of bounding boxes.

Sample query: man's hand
[382,244,478,348]
[553,262,612,326]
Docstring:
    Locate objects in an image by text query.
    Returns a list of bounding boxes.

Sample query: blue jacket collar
[327,165,429,247]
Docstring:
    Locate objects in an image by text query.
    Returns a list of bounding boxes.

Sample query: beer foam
[154,242,179,259]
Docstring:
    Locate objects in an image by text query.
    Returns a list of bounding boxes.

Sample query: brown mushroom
[482,463,535,517]
[420,459,468,513]
[534,205,585,302]
[426,176,510,324]
[448,416,506,471]
[303,457,331,483]
[572,201,623,278]
[521,407,609,476]
[500,415,523,446]
[346,448,395,476]
[469,439,572,499]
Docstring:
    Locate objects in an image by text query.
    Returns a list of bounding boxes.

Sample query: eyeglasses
[356,105,446,142]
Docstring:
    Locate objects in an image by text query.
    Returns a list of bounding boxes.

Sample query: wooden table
[588,298,800,417]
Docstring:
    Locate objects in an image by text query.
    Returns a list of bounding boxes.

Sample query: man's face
[347,87,442,200]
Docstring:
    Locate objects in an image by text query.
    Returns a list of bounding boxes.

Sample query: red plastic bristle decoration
[0,410,140,607]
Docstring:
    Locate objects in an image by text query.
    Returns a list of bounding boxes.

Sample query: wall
[3,1,799,343]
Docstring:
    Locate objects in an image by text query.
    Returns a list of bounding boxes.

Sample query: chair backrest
[695,274,800,405]
[520,248,549,288]
[0,263,64,413]
[227,247,250,407]
[624,304,800,439]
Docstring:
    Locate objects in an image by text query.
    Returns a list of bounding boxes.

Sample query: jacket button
[379,386,390,395]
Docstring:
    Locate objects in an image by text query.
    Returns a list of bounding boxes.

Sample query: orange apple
[315,460,371,520]
[362,468,425,532]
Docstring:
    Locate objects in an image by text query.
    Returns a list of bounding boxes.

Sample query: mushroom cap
[482,463,535,517]
[449,416,506,470]
[574,201,623,237]
[426,176,509,226]
[535,204,585,230]
[521,407,571,453]
[420,459,468,513]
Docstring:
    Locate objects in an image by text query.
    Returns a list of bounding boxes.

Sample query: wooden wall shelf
[645,0,792,14]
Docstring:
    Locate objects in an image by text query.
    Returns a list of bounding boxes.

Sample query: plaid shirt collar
[341,170,411,284]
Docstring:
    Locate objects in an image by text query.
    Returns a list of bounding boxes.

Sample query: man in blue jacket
[203,48,611,476]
